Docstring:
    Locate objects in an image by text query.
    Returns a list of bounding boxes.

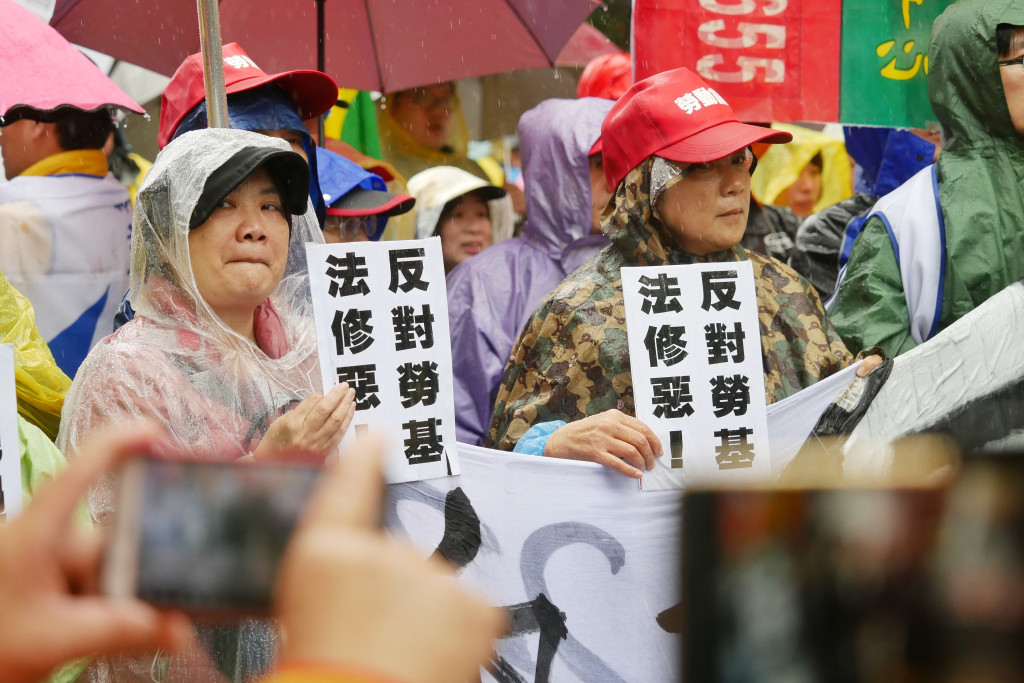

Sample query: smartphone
[103,456,319,617]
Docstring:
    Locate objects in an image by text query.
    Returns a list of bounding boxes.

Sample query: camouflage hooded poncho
[487,157,856,451]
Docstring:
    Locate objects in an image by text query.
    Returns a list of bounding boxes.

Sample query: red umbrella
[1,0,143,116]
[49,0,601,93]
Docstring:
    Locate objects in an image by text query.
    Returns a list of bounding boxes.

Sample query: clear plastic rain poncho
[58,128,325,681]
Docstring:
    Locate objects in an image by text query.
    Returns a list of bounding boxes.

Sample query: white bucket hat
[407,166,514,242]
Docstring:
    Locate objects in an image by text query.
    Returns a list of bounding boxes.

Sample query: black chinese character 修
[331,308,374,355]
[701,270,740,311]
[392,304,435,350]
[335,364,381,410]
[398,360,440,408]
[389,248,429,293]
[650,376,694,419]
[710,374,751,417]
[644,324,687,367]
[325,252,370,297]
[704,322,745,364]
[638,273,683,314]
[714,427,755,470]
[403,417,444,465]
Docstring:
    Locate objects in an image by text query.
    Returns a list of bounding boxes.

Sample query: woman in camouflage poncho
[486,68,880,476]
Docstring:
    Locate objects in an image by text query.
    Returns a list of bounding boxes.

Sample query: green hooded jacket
[831,0,1024,357]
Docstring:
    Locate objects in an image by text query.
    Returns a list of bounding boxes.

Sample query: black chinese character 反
[637,273,683,314]
[389,248,429,293]
[701,270,740,311]
[710,374,751,417]
[331,308,374,355]
[704,322,745,364]
[403,417,445,465]
[650,376,694,419]
[325,252,370,297]
[335,364,381,410]
[714,427,755,470]
[392,304,435,350]
[644,324,687,367]
[398,360,440,408]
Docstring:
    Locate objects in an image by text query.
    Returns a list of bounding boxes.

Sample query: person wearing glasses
[316,146,415,243]
[828,2,1024,359]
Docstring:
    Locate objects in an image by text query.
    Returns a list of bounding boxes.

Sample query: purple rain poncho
[446,97,614,445]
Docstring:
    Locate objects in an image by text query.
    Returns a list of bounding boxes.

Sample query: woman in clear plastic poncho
[58,128,355,515]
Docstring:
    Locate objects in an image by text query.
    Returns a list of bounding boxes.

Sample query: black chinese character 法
[392,304,434,350]
[650,376,694,419]
[336,364,381,410]
[704,322,745,364]
[331,308,374,355]
[710,374,751,417]
[701,270,740,311]
[389,248,429,293]
[644,324,687,367]
[398,360,440,408]
[638,273,683,314]
[325,252,369,297]
[714,427,755,470]
[403,417,444,465]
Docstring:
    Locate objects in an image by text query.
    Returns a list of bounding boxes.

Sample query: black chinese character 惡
[336,364,381,410]
[398,360,440,408]
[645,324,687,367]
[701,270,740,311]
[638,273,683,314]
[389,248,429,293]
[392,304,434,350]
[325,252,369,297]
[403,417,444,465]
[650,376,694,419]
[704,322,745,364]
[714,427,755,470]
[331,308,374,355]
[710,374,751,417]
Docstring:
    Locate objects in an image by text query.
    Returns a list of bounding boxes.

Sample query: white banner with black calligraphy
[622,261,770,490]
[0,345,23,518]
[307,237,459,483]
[388,444,682,683]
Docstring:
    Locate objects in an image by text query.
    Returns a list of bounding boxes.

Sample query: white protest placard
[622,260,770,489]
[0,345,23,518]
[388,444,682,683]
[306,237,459,483]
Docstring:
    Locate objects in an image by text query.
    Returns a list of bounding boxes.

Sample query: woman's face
[655,150,753,256]
[439,193,492,272]
[779,160,822,218]
[188,167,290,321]
[389,84,456,150]
[323,215,373,244]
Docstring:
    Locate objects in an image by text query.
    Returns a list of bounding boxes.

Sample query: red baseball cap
[158,43,338,149]
[600,67,792,190]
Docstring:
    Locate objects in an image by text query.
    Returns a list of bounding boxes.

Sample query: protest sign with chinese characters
[306,238,459,483]
[622,261,770,490]
[0,345,23,518]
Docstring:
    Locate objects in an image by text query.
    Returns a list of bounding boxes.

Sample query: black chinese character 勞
[638,273,683,314]
[325,252,369,297]
[650,376,694,419]
[389,248,429,293]
[714,427,755,470]
[398,360,440,408]
[392,304,434,350]
[336,364,381,410]
[710,374,751,417]
[645,324,687,367]
[331,308,374,355]
[403,417,444,465]
[701,270,740,311]
[704,322,745,364]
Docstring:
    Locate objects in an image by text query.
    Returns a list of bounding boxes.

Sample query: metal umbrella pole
[316,0,326,147]
[196,0,229,128]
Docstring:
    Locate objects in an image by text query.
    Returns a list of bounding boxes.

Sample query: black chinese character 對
[335,364,381,410]
[650,376,694,419]
[325,252,369,297]
[637,273,683,314]
[398,360,440,408]
[388,248,429,293]
[644,324,687,367]
[331,308,374,355]
[403,417,444,465]
[701,270,740,311]
[710,374,751,417]
[704,322,745,364]
[392,304,435,350]
[714,427,755,470]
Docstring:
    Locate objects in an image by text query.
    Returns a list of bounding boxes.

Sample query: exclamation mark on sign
[670,430,683,469]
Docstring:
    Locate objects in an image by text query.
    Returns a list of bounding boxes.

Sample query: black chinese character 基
[389,248,429,293]
[650,376,694,419]
[704,322,745,364]
[638,273,683,314]
[398,360,440,407]
[403,417,444,465]
[701,270,740,311]
[710,374,751,417]
[714,427,755,470]
[392,304,434,350]
[325,253,369,297]
[331,308,374,355]
[645,324,687,367]
[336,364,381,410]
